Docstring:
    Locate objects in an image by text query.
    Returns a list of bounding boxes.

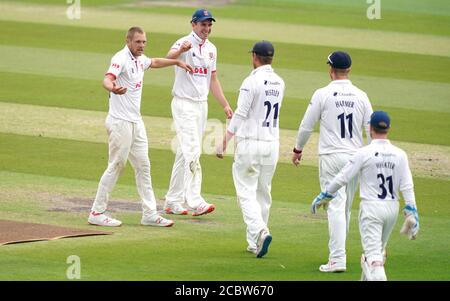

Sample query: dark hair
[126,27,144,40]
[256,55,273,65]
[372,127,389,134]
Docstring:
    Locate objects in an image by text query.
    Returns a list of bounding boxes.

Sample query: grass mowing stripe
[8,0,450,36]
[2,45,450,113]
[1,102,449,180]
[3,20,450,84]
[1,132,449,219]
[1,2,450,57]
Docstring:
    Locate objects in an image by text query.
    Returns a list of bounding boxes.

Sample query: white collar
[371,139,391,144]
[124,45,139,61]
[330,79,351,84]
[252,64,273,75]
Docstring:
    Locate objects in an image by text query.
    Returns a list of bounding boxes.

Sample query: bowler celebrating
[88,27,193,227]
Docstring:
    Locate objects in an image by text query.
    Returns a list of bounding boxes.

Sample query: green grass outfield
[0,0,449,280]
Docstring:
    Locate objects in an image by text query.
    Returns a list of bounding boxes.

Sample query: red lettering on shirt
[193,67,208,75]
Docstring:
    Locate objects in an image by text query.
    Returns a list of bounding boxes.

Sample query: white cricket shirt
[105,45,152,122]
[296,79,373,155]
[170,31,217,101]
[228,65,285,141]
[327,139,416,207]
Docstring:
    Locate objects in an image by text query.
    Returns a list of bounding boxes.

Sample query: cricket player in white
[292,51,373,272]
[311,111,420,281]
[217,41,285,258]
[88,27,193,227]
[164,9,233,216]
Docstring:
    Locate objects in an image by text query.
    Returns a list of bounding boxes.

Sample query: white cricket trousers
[232,139,279,249]
[91,115,157,217]
[359,201,399,264]
[319,152,358,264]
[165,97,208,209]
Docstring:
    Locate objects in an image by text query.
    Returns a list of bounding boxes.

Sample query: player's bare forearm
[151,58,179,68]
[103,75,127,95]
[210,73,233,118]
[151,58,193,73]
[166,49,182,59]
[102,76,114,92]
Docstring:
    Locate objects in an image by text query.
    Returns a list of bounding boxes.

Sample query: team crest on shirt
[209,52,214,59]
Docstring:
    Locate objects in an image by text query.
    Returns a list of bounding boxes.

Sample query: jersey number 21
[262,101,279,127]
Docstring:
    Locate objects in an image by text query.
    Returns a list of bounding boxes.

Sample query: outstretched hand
[111,82,127,95]
[177,61,194,73]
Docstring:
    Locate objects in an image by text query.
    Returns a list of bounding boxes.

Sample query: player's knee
[134,160,150,173]
[109,159,127,173]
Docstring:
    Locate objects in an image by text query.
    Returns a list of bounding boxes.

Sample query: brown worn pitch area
[0,220,111,246]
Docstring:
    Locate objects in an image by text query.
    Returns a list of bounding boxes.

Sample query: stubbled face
[127,32,147,57]
[192,20,213,40]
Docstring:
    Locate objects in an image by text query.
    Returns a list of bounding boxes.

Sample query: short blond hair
[333,67,351,76]
[126,27,144,40]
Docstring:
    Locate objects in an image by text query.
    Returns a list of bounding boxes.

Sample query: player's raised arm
[167,40,192,59]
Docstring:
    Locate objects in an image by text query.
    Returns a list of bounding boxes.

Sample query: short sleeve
[105,53,124,79]
[210,46,217,72]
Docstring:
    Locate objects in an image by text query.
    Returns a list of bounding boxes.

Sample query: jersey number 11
[338,113,353,138]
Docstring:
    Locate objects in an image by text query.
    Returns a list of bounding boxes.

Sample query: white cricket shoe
[164,202,188,215]
[247,246,257,254]
[192,202,215,216]
[319,261,346,273]
[141,214,174,227]
[256,229,272,258]
[88,211,122,227]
